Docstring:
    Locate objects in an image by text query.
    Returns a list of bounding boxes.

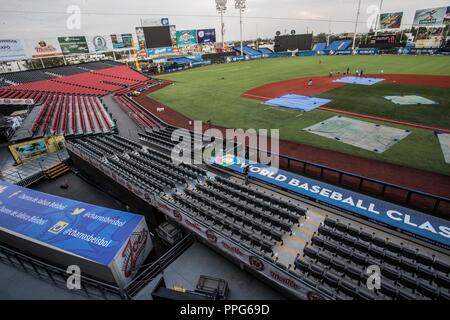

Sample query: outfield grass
[151,55,450,175]
[318,84,450,128]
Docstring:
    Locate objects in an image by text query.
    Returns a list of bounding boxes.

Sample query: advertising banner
[170,25,178,47]
[379,12,403,29]
[0,179,149,267]
[25,38,63,58]
[0,98,34,105]
[0,39,27,62]
[176,30,198,46]
[86,35,113,53]
[141,17,170,27]
[210,156,450,248]
[135,28,148,58]
[197,29,217,44]
[9,139,48,160]
[58,36,89,55]
[111,34,133,49]
[111,218,152,287]
[147,47,173,56]
[446,6,450,24]
[413,7,447,27]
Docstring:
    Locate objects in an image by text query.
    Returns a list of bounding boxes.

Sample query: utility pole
[352,0,362,50]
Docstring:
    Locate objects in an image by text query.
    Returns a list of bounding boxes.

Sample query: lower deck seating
[294,218,450,300]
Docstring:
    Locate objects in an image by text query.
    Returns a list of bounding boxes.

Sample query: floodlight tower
[216,0,227,49]
[235,0,246,56]
[352,0,362,51]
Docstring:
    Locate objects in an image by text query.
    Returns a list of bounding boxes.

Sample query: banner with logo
[210,156,450,249]
[0,179,150,269]
[413,7,447,27]
[86,35,113,53]
[25,38,63,58]
[135,28,148,58]
[197,29,217,44]
[0,39,27,62]
[170,25,178,47]
[176,30,198,46]
[0,98,34,105]
[141,17,170,27]
[147,47,173,56]
[379,12,403,29]
[58,36,89,55]
[111,34,134,49]
[445,6,450,24]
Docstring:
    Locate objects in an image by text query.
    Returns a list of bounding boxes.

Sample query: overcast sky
[0,0,448,42]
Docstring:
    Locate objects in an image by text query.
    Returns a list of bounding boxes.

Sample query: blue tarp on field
[263,94,331,112]
[333,76,384,85]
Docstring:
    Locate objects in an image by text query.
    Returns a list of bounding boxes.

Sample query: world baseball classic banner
[379,12,403,29]
[211,155,450,249]
[0,39,27,62]
[413,7,447,27]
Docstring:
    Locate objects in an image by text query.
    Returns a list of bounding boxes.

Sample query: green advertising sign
[176,30,197,46]
[58,36,89,55]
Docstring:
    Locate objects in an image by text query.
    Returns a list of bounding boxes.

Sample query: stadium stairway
[45,162,70,179]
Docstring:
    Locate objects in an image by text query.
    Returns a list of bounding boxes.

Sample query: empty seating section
[77,62,119,71]
[326,40,352,51]
[69,134,207,194]
[93,66,149,82]
[0,80,11,87]
[138,126,205,152]
[1,80,106,95]
[1,70,57,84]
[0,63,151,95]
[30,94,113,137]
[114,95,161,129]
[295,217,450,300]
[171,176,306,255]
[258,48,273,55]
[313,43,327,51]
[53,73,127,92]
[46,66,89,76]
[234,46,262,57]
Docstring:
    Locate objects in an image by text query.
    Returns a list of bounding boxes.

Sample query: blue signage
[197,29,216,44]
[147,47,173,56]
[210,157,450,248]
[0,180,144,265]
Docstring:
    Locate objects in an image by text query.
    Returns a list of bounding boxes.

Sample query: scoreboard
[360,34,405,48]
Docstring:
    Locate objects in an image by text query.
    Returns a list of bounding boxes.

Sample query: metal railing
[0,149,69,186]
[240,144,450,217]
[0,243,127,300]
[124,234,194,298]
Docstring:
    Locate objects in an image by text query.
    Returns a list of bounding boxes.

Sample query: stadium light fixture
[235,0,246,57]
[216,0,227,49]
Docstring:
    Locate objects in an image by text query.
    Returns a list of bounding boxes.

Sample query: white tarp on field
[384,95,437,105]
[437,133,450,164]
[303,116,411,153]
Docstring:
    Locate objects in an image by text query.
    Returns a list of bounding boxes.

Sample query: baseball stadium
[0,0,449,304]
